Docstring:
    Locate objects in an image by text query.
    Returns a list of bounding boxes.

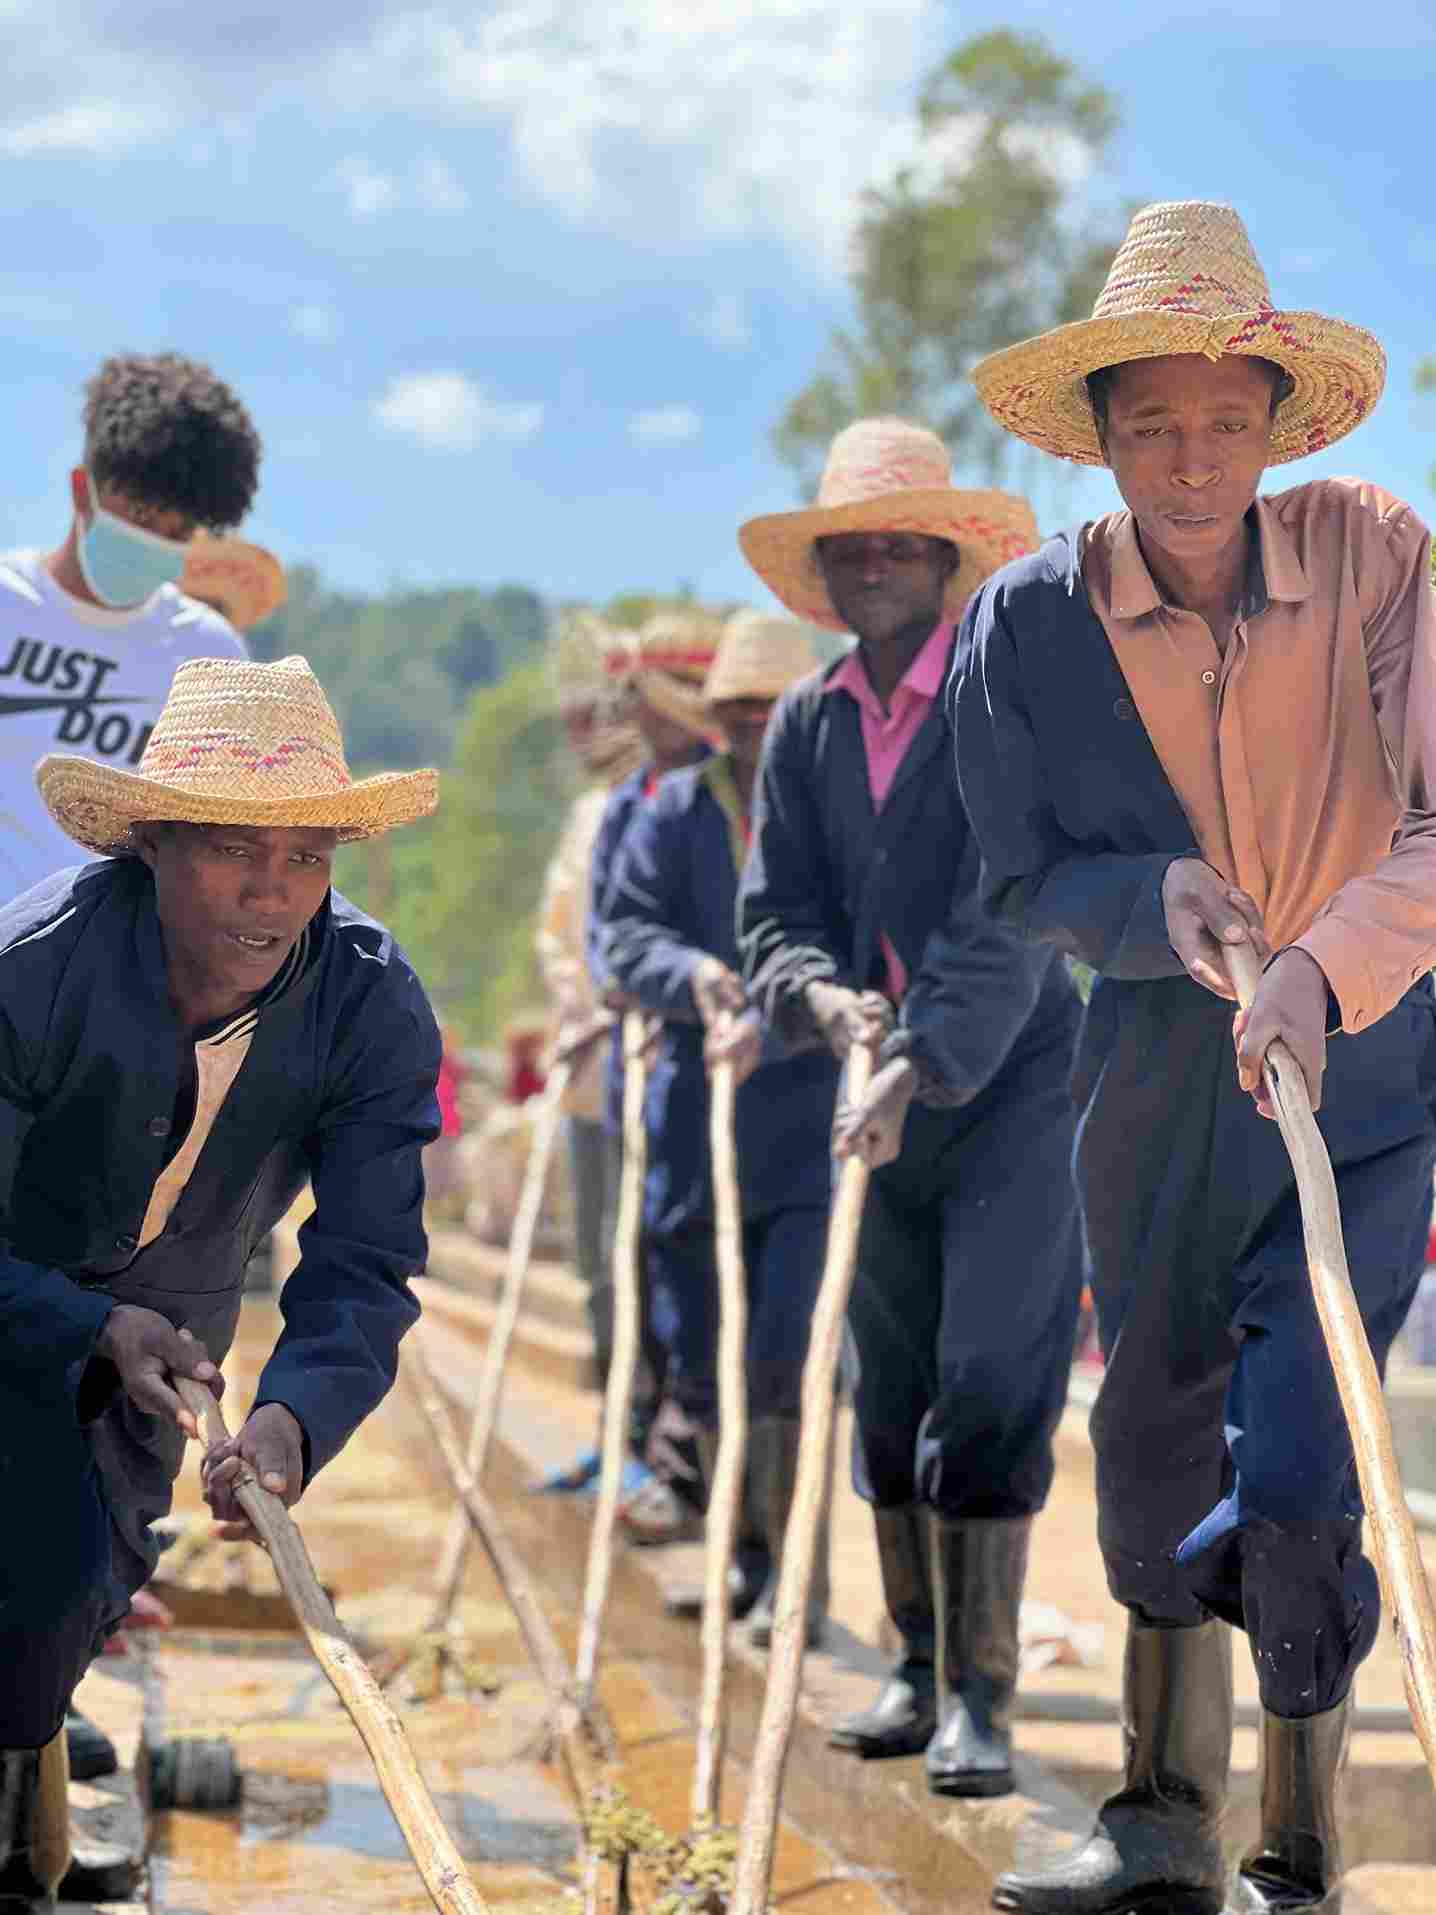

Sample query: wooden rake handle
[174,1378,491,1915]
[1225,943,1436,1785]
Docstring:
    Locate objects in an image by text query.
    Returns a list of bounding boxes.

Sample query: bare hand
[1162,859,1269,998]
[692,957,747,1030]
[201,1402,306,1546]
[832,1057,917,1166]
[705,1008,763,1086]
[1233,947,1330,1119]
[96,1305,221,1436]
[805,982,894,1062]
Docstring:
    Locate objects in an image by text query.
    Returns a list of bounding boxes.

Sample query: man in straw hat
[604,610,840,1642]
[0,653,440,1901]
[559,608,720,1531]
[953,200,1436,1914]
[736,419,1084,1791]
[0,353,265,905]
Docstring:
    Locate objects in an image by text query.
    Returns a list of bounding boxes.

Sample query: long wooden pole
[1225,943,1436,1786]
[174,1377,491,1915]
[730,1043,875,1915]
[692,1033,747,1824]
[575,1010,650,1702]
[426,1056,574,1632]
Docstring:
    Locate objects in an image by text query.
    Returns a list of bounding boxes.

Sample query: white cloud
[332,154,400,219]
[413,150,468,214]
[289,302,341,345]
[0,101,165,156]
[376,0,929,272]
[629,406,702,449]
[693,292,752,352]
[328,148,468,220]
[373,371,544,452]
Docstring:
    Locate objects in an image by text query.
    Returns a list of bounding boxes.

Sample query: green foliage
[774,29,1126,490]
[1421,357,1436,499]
[334,655,578,1039]
[250,564,548,771]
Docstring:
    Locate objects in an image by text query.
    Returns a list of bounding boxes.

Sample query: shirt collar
[825,619,954,711]
[1105,496,1312,622]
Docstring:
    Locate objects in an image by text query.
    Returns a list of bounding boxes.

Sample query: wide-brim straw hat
[180,534,287,631]
[36,653,438,855]
[625,609,724,737]
[705,610,819,705]
[973,200,1386,468]
[739,419,1041,632]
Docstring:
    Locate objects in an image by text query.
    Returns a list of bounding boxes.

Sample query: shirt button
[1113,697,1134,720]
[1201,670,1217,685]
[147,1116,170,1138]
[115,1234,137,1253]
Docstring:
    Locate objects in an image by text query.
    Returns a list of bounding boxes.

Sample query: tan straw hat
[739,418,1041,632]
[704,611,819,705]
[180,533,287,631]
[627,609,724,737]
[550,609,645,781]
[973,200,1386,467]
[36,654,438,855]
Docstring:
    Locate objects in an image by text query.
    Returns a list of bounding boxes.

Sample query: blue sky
[0,0,1432,613]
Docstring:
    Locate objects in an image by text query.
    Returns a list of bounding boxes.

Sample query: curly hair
[82,353,262,531]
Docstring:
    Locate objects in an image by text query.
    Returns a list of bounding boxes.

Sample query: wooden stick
[692,1035,747,1825]
[731,1043,875,1915]
[1225,942,1436,1786]
[173,1376,492,1915]
[426,1058,573,1633]
[575,1010,650,1702]
[403,1334,610,1795]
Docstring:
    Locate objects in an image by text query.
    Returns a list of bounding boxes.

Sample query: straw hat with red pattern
[704,610,819,706]
[738,418,1040,633]
[972,200,1386,468]
[622,608,725,737]
[180,533,287,631]
[37,654,437,854]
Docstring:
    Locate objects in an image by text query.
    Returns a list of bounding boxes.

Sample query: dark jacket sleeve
[737,690,849,1051]
[950,582,1195,978]
[879,822,1053,1107]
[586,781,637,991]
[603,790,705,1022]
[252,960,441,1481]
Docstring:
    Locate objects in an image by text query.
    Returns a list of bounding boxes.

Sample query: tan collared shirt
[1082,477,1436,1032]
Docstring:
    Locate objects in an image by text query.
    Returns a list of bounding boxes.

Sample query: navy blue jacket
[0,858,441,1481]
[605,760,837,1233]
[738,652,1077,1107]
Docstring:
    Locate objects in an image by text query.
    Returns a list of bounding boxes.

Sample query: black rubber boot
[663,1430,770,1622]
[925,1516,1029,1798]
[65,1708,118,1783]
[992,1617,1232,1914]
[746,1417,829,1650]
[0,1739,139,1906]
[830,1504,936,1757]
[1226,1699,1348,1912]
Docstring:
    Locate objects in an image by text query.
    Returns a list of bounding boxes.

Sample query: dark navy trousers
[1081,973,1436,1717]
[844,1026,1083,1522]
[646,1206,828,1427]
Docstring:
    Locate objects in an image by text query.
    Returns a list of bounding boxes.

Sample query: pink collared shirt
[826,619,954,998]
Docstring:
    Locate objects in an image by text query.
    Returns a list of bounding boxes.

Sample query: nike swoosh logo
[0,693,140,717]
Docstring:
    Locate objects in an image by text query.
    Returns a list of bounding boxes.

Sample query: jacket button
[147,1116,170,1138]
[1201,670,1217,686]
[115,1233,137,1253]
[1113,697,1134,720]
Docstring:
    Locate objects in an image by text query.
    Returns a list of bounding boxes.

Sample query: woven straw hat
[626,609,724,737]
[37,654,438,855]
[705,611,819,705]
[973,200,1386,468]
[549,609,645,782]
[180,534,287,631]
[738,419,1040,633]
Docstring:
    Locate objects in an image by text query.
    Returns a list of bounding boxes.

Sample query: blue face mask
[76,473,189,609]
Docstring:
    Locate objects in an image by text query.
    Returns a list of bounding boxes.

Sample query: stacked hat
[971,200,1385,467]
[627,608,725,737]
[180,534,287,631]
[704,610,819,705]
[549,608,645,781]
[739,418,1040,631]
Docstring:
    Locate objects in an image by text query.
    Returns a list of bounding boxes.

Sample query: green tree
[774,30,1125,490]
